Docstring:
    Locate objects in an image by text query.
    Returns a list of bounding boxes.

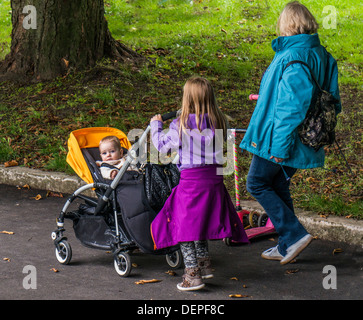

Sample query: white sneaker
[280,234,313,265]
[261,246,284,261]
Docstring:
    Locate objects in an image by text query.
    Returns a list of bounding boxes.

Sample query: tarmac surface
[0,184,362,303]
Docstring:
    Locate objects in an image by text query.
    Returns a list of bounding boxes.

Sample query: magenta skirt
[151,165,249,249]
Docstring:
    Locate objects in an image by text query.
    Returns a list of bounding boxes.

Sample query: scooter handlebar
[234,128,247,133]
[249,94,259,101]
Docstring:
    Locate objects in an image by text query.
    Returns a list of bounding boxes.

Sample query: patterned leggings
[179,241,209,268]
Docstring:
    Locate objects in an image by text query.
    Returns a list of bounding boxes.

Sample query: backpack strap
[284,60,323,92]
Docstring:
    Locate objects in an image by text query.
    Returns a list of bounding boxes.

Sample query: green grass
[0,0,11,60]
[299,194,363,219]
[105,0,363,87]
[0,0,362,218]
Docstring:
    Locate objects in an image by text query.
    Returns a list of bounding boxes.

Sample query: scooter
[225,94,275,245]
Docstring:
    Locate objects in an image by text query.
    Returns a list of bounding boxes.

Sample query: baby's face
[100,141,122,161]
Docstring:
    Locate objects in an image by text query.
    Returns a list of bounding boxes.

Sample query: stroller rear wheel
[114,252,132,277]
[55,240,72,265]
[166,249,183,269]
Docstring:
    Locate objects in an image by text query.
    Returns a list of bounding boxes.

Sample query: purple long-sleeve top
[150,114,225,171]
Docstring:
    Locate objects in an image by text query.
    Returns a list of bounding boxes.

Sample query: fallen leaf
[165,270,176,276]
[230,277,239,281]
[62,58,69,68]
[4,160,18,167]
[23,184,30,189]
[50,268,59,273]
[31,194,42,200]
[333,248,343,255]
[285,269,299,275]
[229,294,250,298]
[0,231,15,235]
[132,263,138,268]
[46,191,63,198]
[135,279,162,285]
[3,258,11,262]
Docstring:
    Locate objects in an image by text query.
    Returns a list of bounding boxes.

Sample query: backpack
[284,60,340,152]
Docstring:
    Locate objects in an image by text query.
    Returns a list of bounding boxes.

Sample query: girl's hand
[150,114,163,123]
[270,156,284,163]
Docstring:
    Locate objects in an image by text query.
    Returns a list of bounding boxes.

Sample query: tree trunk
[0,0,138,81]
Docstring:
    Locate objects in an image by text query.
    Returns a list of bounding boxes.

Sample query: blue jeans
[246,155,308,256]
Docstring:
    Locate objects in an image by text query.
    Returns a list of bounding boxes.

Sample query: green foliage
[0,0,11,60]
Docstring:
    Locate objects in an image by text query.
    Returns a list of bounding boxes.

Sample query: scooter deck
[245,226,276,239]
[237,210,276,240]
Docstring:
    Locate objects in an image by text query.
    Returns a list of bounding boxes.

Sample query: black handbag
[284,59,339,152]
[142,163,180,211]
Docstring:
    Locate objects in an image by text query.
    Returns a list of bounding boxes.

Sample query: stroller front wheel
[55,240,72,265]
[114,252,132,277]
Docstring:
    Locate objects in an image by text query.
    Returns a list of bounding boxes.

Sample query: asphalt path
[1,184,362,305]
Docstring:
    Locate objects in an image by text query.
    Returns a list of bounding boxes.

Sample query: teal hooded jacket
[240,33,341,169]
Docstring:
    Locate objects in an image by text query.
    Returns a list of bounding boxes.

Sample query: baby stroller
[51,112,182,277]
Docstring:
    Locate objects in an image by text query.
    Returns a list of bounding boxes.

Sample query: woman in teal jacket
[240,2,341,264]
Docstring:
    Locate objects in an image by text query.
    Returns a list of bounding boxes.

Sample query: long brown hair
[179,76,227,136]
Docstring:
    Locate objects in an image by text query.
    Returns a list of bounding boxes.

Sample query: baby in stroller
[97,135,137,180]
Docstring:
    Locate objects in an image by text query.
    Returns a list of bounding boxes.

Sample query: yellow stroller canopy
[66,127,132,184]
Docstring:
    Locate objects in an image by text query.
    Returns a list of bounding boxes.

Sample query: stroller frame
[52,112,182,277]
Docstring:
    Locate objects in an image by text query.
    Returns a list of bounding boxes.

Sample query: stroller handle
[162,111,177,122]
